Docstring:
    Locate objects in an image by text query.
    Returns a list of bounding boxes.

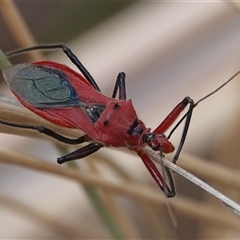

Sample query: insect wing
[2,61,110,137]
[3,63,81,108]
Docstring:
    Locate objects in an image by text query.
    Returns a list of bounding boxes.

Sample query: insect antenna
[167,70,240,140]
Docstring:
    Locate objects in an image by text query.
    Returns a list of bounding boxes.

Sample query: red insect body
[2,44,197,197]
[14,61,151,149]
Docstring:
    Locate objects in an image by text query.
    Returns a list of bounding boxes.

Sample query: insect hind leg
[6,44,101,92]
[0,119,86,144]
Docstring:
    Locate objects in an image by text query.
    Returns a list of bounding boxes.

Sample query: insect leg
[166,71,240,163]
[154,97,193,134]
[167,98,194,163]
[137,150,175,197]
[153,97,194,163]
[7,44,101,92]
[57,142,103,164]
[0,119,86,144]
[112,72,126,100]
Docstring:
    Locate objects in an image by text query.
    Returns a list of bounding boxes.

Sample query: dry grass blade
[0,195,102,239]
[0,149,240,230]
[178,152,240,191]
[0,0,41,60]
[82,158,140,239]
[146,149,240,217]
[0,104,81,140]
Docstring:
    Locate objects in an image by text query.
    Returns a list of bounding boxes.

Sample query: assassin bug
[1,44,239,197]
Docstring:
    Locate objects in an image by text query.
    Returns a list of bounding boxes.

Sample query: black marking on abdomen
[103,120,109,125]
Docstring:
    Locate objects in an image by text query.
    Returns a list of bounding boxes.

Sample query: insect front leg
[112,72,126,100]
[152,97,194,163]
[137,150,175,197]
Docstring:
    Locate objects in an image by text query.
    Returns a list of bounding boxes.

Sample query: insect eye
[143,132,155,142]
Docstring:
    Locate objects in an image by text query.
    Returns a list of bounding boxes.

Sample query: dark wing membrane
[3,63,82,108]
[85,105,106,123]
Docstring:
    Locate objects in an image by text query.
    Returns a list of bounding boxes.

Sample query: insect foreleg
[167,97,194,163]
[137,150,175,197]
[153,97,194,164]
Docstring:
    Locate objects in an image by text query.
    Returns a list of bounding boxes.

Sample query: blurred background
[0,1,240,239]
